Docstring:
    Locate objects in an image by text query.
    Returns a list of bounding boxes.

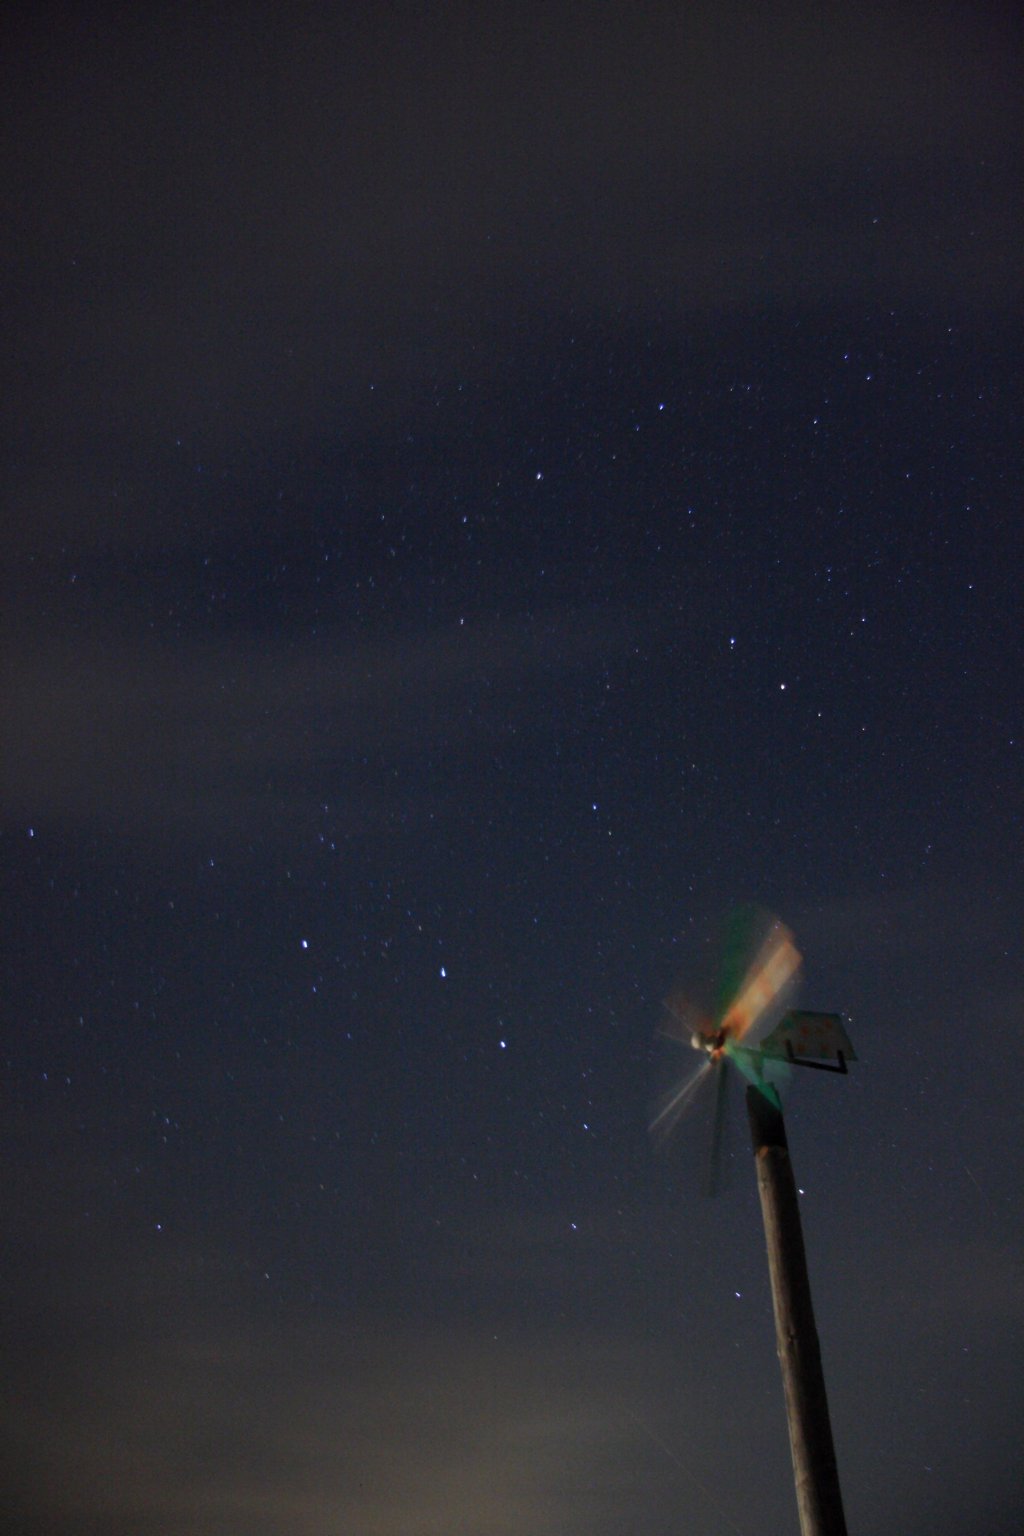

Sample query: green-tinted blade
[714,905,760,1025]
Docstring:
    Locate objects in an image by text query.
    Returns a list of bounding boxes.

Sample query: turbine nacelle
[691,1025,729,1060]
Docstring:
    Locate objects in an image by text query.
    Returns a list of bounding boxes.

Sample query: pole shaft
[747,1086,847,1536]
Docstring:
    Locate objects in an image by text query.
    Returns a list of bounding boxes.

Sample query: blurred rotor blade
[649,1058,711,1142]
[706,1059,730,1197]
[720,924,801,1044]
[659,991,702,1044]
[715,905,761,1021]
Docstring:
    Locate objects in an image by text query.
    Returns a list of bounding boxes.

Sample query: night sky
[3,4,1022,1532]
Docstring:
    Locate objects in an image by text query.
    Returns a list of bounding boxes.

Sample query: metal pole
[746,1085,848,1536]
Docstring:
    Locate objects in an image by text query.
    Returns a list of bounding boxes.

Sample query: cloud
[3,1276,678,1536]
[0,1127,752,1536]
[0,604,648,838]
[794,884,1018,965]
[3,3,1019,554]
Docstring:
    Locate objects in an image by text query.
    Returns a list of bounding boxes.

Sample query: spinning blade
[649,1054,712,1142]
[719,917,801,1049]
[651,910,803,1187]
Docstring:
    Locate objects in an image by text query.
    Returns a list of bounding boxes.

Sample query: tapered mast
[747,1083,847,1536]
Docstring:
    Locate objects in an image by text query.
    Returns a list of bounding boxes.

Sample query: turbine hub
[693,1026,728,1058]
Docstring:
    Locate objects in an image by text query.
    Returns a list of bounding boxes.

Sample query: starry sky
[2,3,1022,1532]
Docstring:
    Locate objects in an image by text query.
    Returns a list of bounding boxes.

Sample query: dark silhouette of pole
[747,1084,847,1536]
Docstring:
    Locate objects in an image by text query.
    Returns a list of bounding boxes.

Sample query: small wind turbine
[653,912,855,1536]
[651,912,801,1191]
